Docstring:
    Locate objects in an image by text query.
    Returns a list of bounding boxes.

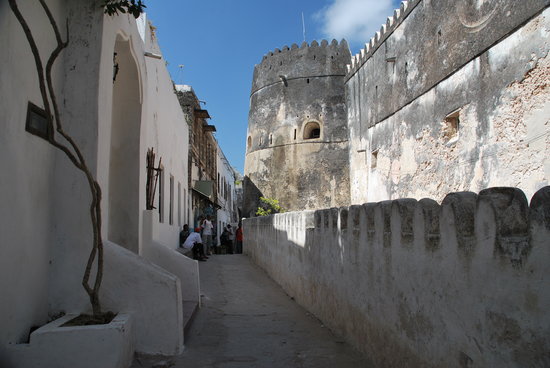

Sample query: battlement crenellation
[346,0,420,79]
[258,39,348,64]
[251,38,351,95]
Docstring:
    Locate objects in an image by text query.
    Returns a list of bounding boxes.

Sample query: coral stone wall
[244,40,351,214]
[347,0,550,204]
[244,186,550,367]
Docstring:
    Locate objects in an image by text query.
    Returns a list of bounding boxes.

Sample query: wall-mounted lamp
[113,52,119,82]
[279,75,288,87]
[144,51,162,59]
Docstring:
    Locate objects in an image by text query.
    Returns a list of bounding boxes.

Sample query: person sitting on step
[182,227,208,261]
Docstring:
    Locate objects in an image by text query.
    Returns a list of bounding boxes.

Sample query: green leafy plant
[256,197,285,216]
[102,0,147,18]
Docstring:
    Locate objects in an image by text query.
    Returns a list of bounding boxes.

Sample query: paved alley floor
[132,254,373,368]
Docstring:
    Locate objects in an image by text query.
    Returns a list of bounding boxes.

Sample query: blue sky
[145,0,401,174]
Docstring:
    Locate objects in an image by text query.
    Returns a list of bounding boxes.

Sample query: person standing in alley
[226,224,235,254]
[235,222,243,254]
[201,215,214,255]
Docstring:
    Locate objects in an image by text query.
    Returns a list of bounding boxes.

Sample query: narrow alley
[132,254,373,368]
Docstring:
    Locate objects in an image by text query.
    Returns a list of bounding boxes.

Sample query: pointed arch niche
[108,34,142,253]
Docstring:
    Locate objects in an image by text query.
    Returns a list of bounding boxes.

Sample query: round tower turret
[244,39,351,214]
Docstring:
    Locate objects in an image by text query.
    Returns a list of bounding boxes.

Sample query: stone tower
[244,39,351,215]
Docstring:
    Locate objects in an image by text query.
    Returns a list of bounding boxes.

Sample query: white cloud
[315,0,396,47]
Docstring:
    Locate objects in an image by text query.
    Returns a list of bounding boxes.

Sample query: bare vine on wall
[8,0,147,319]
[8,0,106,317]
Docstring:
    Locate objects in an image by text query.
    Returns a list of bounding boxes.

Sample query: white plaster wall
[46,3,189,295]
[142,210,200,304]
[43,0,109,319]
[101,241,184,355]
[348,8,550,204]
[140,18,189,248]
[1,1,189,359]
[108,34,143,253]
[97,13,148,255]
[96,13,190,356]
[0,0,66,349]
[96,13,189,252]
[217,147,236,240]
[244,187,550,367]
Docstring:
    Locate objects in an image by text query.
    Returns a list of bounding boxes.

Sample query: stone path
[132,254,373,368]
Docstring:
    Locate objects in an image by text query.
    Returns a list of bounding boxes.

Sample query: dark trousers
[192,243,205,259]
[226,240,234,254]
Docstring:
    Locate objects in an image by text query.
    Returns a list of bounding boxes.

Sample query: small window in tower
[371,150,378,169]
[303,122,321,140]
[247,136,251,149]
[269,134,273,145]
[294,129,297,140]
[259,136,263,145]
[442,110,460,143]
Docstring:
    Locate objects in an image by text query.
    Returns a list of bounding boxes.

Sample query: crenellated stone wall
[347,1,550,204]
[244,186,550,367]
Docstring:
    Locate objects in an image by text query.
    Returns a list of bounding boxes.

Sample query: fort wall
[244,40,351,214]
[243,186,550,367]
[347,0,550,204]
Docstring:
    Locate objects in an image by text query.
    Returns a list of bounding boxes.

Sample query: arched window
[303,121,321,140]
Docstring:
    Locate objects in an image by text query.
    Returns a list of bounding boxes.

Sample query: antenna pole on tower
[177,64,184,84]
[302,12,306,43]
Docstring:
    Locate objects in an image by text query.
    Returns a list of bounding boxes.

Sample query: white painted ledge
[4,313,133,368]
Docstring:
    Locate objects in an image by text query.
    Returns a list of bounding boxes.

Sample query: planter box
[5,313,134,368]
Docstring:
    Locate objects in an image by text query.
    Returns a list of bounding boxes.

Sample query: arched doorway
[108,34,141,253]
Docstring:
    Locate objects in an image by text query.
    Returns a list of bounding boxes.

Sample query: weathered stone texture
[245,41,351,212]
[348,2,550,204]
[243,1,550,366]
[346,0,550,122]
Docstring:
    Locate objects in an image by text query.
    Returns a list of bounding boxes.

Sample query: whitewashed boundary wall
[142,210,200,305]
[244,186,550,367]
[100,241,184,356]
